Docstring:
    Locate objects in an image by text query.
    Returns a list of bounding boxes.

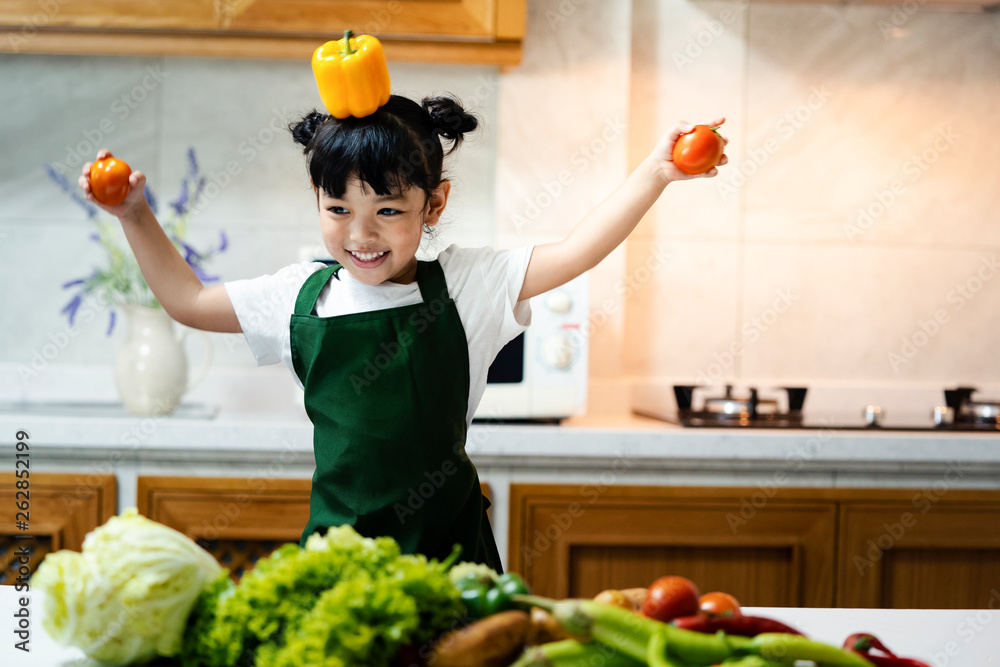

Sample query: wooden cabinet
[837,490,1000,609]
[509,484,1000,609]
[139,476,492,578]
[0,0,526,65]
[509,484,837,607]
[0,472,116,585]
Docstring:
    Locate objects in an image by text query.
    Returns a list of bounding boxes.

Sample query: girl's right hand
[79,149,149,221]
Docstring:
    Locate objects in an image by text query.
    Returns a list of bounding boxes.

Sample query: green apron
[289,259,502,571]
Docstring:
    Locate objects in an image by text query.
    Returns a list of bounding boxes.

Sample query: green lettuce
[181,525,465,667]
[32,508,224,665]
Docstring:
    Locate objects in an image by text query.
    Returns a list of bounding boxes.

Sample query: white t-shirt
[225,244,534,425]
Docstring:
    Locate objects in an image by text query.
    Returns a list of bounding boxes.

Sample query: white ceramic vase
[114,304,213,416]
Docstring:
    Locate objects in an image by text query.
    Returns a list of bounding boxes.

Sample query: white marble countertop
[1,408,998,476]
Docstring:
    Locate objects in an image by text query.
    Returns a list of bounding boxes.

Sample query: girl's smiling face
[317,178,449,285]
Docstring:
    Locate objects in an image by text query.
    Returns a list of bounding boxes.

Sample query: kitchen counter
[3,409,999,569]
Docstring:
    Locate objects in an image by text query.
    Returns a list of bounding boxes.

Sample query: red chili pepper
[671,613,804,637]
[843,632,932,667]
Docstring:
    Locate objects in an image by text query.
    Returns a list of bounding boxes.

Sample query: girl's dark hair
[289,94,478,201]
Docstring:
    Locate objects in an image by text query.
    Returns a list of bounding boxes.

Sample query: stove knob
[545,290,573,314]
[863,405,883,427]
[540,333,573,369]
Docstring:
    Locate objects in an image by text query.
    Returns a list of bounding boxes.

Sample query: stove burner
[942,386,1000,427]
[673,385,807,426]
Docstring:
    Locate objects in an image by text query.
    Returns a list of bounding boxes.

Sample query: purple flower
[61,278,86,289]
[61,293,83,327]
[106,311,116,336]
[217,231,228,253]
[171,179,189,216]
[144,184,158,215]
[45,164,98,219]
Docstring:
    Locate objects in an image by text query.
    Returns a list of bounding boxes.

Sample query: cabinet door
[837,490,1000,609]
[138,476,312,579]
[139,476,491,578]
[0,472,116,584]
[0,0,526,63]
[509,485,837,607]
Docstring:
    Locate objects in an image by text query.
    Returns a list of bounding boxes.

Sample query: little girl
[80,94,725,571]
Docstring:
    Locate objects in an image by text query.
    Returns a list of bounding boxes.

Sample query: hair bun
[289,110,329,149]
[422,96,478,153]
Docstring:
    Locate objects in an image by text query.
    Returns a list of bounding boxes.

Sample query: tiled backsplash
[3,0,999,415]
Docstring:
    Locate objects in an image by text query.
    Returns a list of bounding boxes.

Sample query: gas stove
[633,385,1000,431]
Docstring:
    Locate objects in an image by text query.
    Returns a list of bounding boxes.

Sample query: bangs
[308,116,427,199]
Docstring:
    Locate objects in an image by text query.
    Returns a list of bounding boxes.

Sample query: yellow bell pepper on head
[312,29,391,119]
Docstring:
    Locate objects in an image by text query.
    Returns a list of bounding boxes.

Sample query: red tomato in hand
[671,125,724,175]
[641,576,700,623]
[89,157,132,206]
[699,591,741,617]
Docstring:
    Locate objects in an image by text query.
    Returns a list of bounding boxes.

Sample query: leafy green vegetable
[181,525,465,667]
[32,508,224,665]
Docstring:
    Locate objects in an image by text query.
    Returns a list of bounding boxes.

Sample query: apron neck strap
[293,261,450,316]
[293,264,340,316]
[415,260,450,303]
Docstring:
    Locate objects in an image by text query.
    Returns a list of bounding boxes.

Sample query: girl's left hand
[650,117,728,183]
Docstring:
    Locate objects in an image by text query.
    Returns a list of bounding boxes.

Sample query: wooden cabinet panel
[138,475,312,578]
[0,1,219,29]
[224,0,496,38]
[138,476,491,578]
[837,496,1000,609]
[0,0,526,64]
[509,485,837,607]
[0,472,116,584]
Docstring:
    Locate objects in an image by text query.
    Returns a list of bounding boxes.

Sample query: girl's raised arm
[518,118,727,301]
[80,150,242,333]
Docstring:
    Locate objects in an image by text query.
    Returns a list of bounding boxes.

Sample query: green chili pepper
[511,639,646,667]
[751,633,875,667]
[513,594,750,665]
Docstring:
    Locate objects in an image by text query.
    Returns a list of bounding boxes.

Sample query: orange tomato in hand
[671,125,724,175]
[641,576,700,623]
[89,157,132,206]
[699,591,741,617]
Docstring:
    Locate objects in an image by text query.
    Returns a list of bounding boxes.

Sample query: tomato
[89,157,132,206]
[641,575,700,623]
[699,591,741,617]
[671,125,724,175]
